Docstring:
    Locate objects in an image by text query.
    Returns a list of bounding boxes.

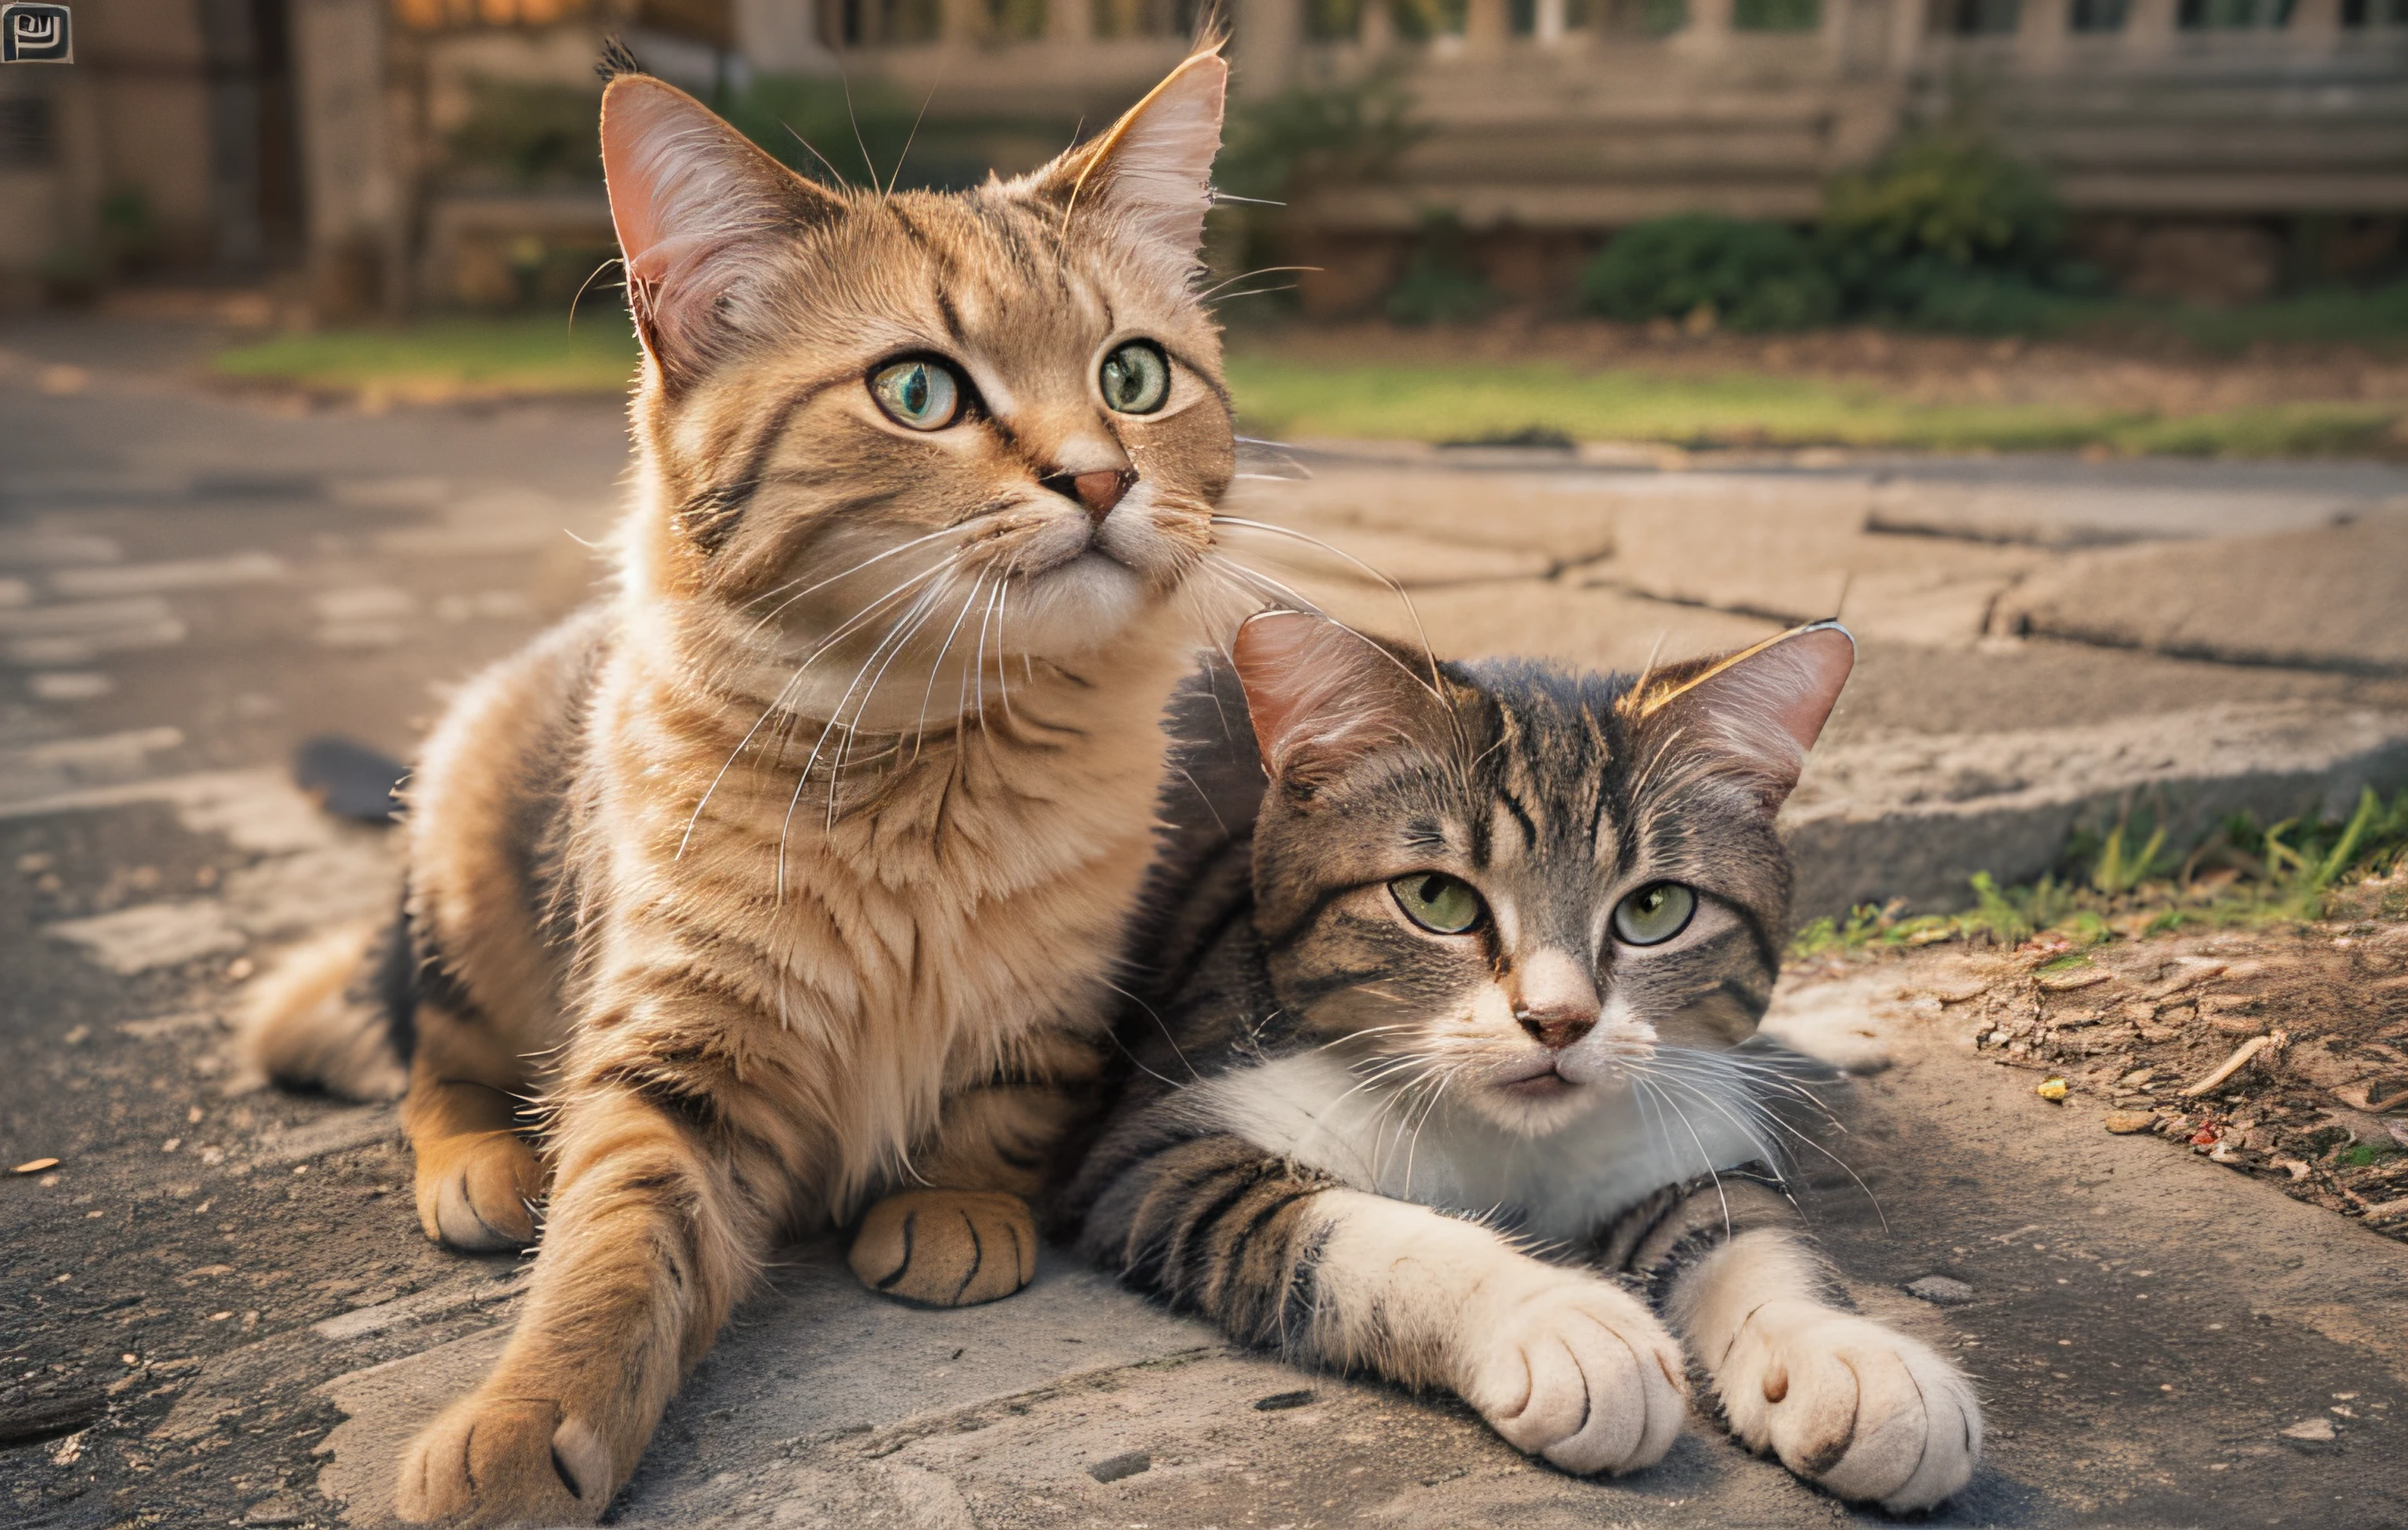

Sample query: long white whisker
[776,583,949,901]
[1209,518,1442,694]
[912,573,988,763]
[677,559,955,858]
[993,571,1017,728]
[742,523,967,636]
[1631,1075,1732,1238]
[1097,979,1199,1082]
[824,576,954,829]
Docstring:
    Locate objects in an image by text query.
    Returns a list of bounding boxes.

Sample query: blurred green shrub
[446,76,605,186]
[1815,129,2083,331]
[1820,130,2063,274]
[1579,213,1839,331]
[1576,131,2090,333]
[1217,69,1422,205]
[721,74,927,190]
[1213,71,1424,316]
[1384,212,1499,325]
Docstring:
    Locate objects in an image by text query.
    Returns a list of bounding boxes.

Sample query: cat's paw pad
[415,1131,545,1253]
[1721,1303,1981,1512]
[395,1392,613,1527]
[1462,1282,1688,1475]
[848,1188,1035,1307]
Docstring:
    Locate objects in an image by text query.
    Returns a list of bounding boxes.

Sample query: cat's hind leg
[849,1046,1099,1307]
[849,1187,1035,1308]
[401,1004,546,1253]
[1662,1226,1981,1512]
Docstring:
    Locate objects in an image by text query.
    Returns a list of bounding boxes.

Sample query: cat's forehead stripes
[873,191,1127,367]
[1451,677,1623,883]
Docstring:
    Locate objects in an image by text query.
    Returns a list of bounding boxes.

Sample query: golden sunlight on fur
[246,43,1248,1528]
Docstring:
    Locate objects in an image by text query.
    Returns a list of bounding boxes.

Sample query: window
[2069,0,2127,29]
[988,0,1045,36]
[2177,0,2294,24]
[1934,0,2021,31]
[1307,0,1362,41]
[1734,0,1818,28]
[0,96,53,169]
[1092,0,1205,34]
[391,0,602,27]
[1598,0,1686,31]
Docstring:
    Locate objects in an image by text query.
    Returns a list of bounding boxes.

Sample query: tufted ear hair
[600,74,845,384]
[1015,45,1227,268]
[1231,610,1452,797]
[1622,620,1855,813]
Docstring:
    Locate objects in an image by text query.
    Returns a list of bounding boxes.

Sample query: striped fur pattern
[1060,612,1982,1511]
[242,48,1266,1528]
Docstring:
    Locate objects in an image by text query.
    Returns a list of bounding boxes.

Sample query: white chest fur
[1198,1052,1779,1245]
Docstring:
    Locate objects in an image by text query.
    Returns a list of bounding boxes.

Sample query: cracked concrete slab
[1572,494,2041,647]
[1995,509,2408,676]
[310,1252,1217,1528]
[1227,465,1623,566]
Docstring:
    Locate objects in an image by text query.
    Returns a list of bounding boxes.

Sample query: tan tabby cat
[245,45,1239,1525]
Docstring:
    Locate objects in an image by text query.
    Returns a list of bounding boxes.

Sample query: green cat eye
[870,358,963,430]
[1099,341,1170,415]
[1390,872,1485,935]
[1613,882,1696,946]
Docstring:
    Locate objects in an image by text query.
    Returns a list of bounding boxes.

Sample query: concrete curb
[1782,703,2408,919]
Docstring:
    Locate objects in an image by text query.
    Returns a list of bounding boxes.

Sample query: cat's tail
[237,922,407,1100]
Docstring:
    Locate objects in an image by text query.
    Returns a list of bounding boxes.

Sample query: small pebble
[2280,1417,2336,1442]
[12,1157,60,1175]
[1089,1451,1151,1483]
[2036,1077,2069,1102]
[2103,1112,2157,1135]
[1253,1390,1314,1412]
[1904,1275,1975,1307]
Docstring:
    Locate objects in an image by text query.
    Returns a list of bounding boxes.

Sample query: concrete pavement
[4,315,2406,1528]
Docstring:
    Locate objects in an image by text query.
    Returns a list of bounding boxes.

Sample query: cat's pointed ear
[1020,45,1227,261]
[600,74,843,382]
[1232,611,1451,793]
[1623,621,1854,809]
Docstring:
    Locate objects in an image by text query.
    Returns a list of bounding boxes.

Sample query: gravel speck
[1904,1275,1976,1307]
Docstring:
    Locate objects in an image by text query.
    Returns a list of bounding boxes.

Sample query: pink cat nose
[1043,467,1134,522]
[1518,1010,1597,1050]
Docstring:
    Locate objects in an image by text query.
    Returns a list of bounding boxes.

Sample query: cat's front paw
[1460,1278,1688,1475]
[848,1188,1035,1307]
[1716,1300,1980,1513]
[395,1390,615,1526]
[414,1130,545,1253]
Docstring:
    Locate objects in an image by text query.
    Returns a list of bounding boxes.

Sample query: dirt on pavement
[1889,871,2408,1239]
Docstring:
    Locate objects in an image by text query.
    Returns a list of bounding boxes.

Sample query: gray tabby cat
[1057,611,1980,1511]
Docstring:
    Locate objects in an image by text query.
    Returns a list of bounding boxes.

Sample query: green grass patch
[1790,785,2408,963]
[210,322,2402,458]
[1220,355,2397,458]
[212,319,639,400]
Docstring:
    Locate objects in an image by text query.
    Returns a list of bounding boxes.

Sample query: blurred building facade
[0,0,2402,311]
